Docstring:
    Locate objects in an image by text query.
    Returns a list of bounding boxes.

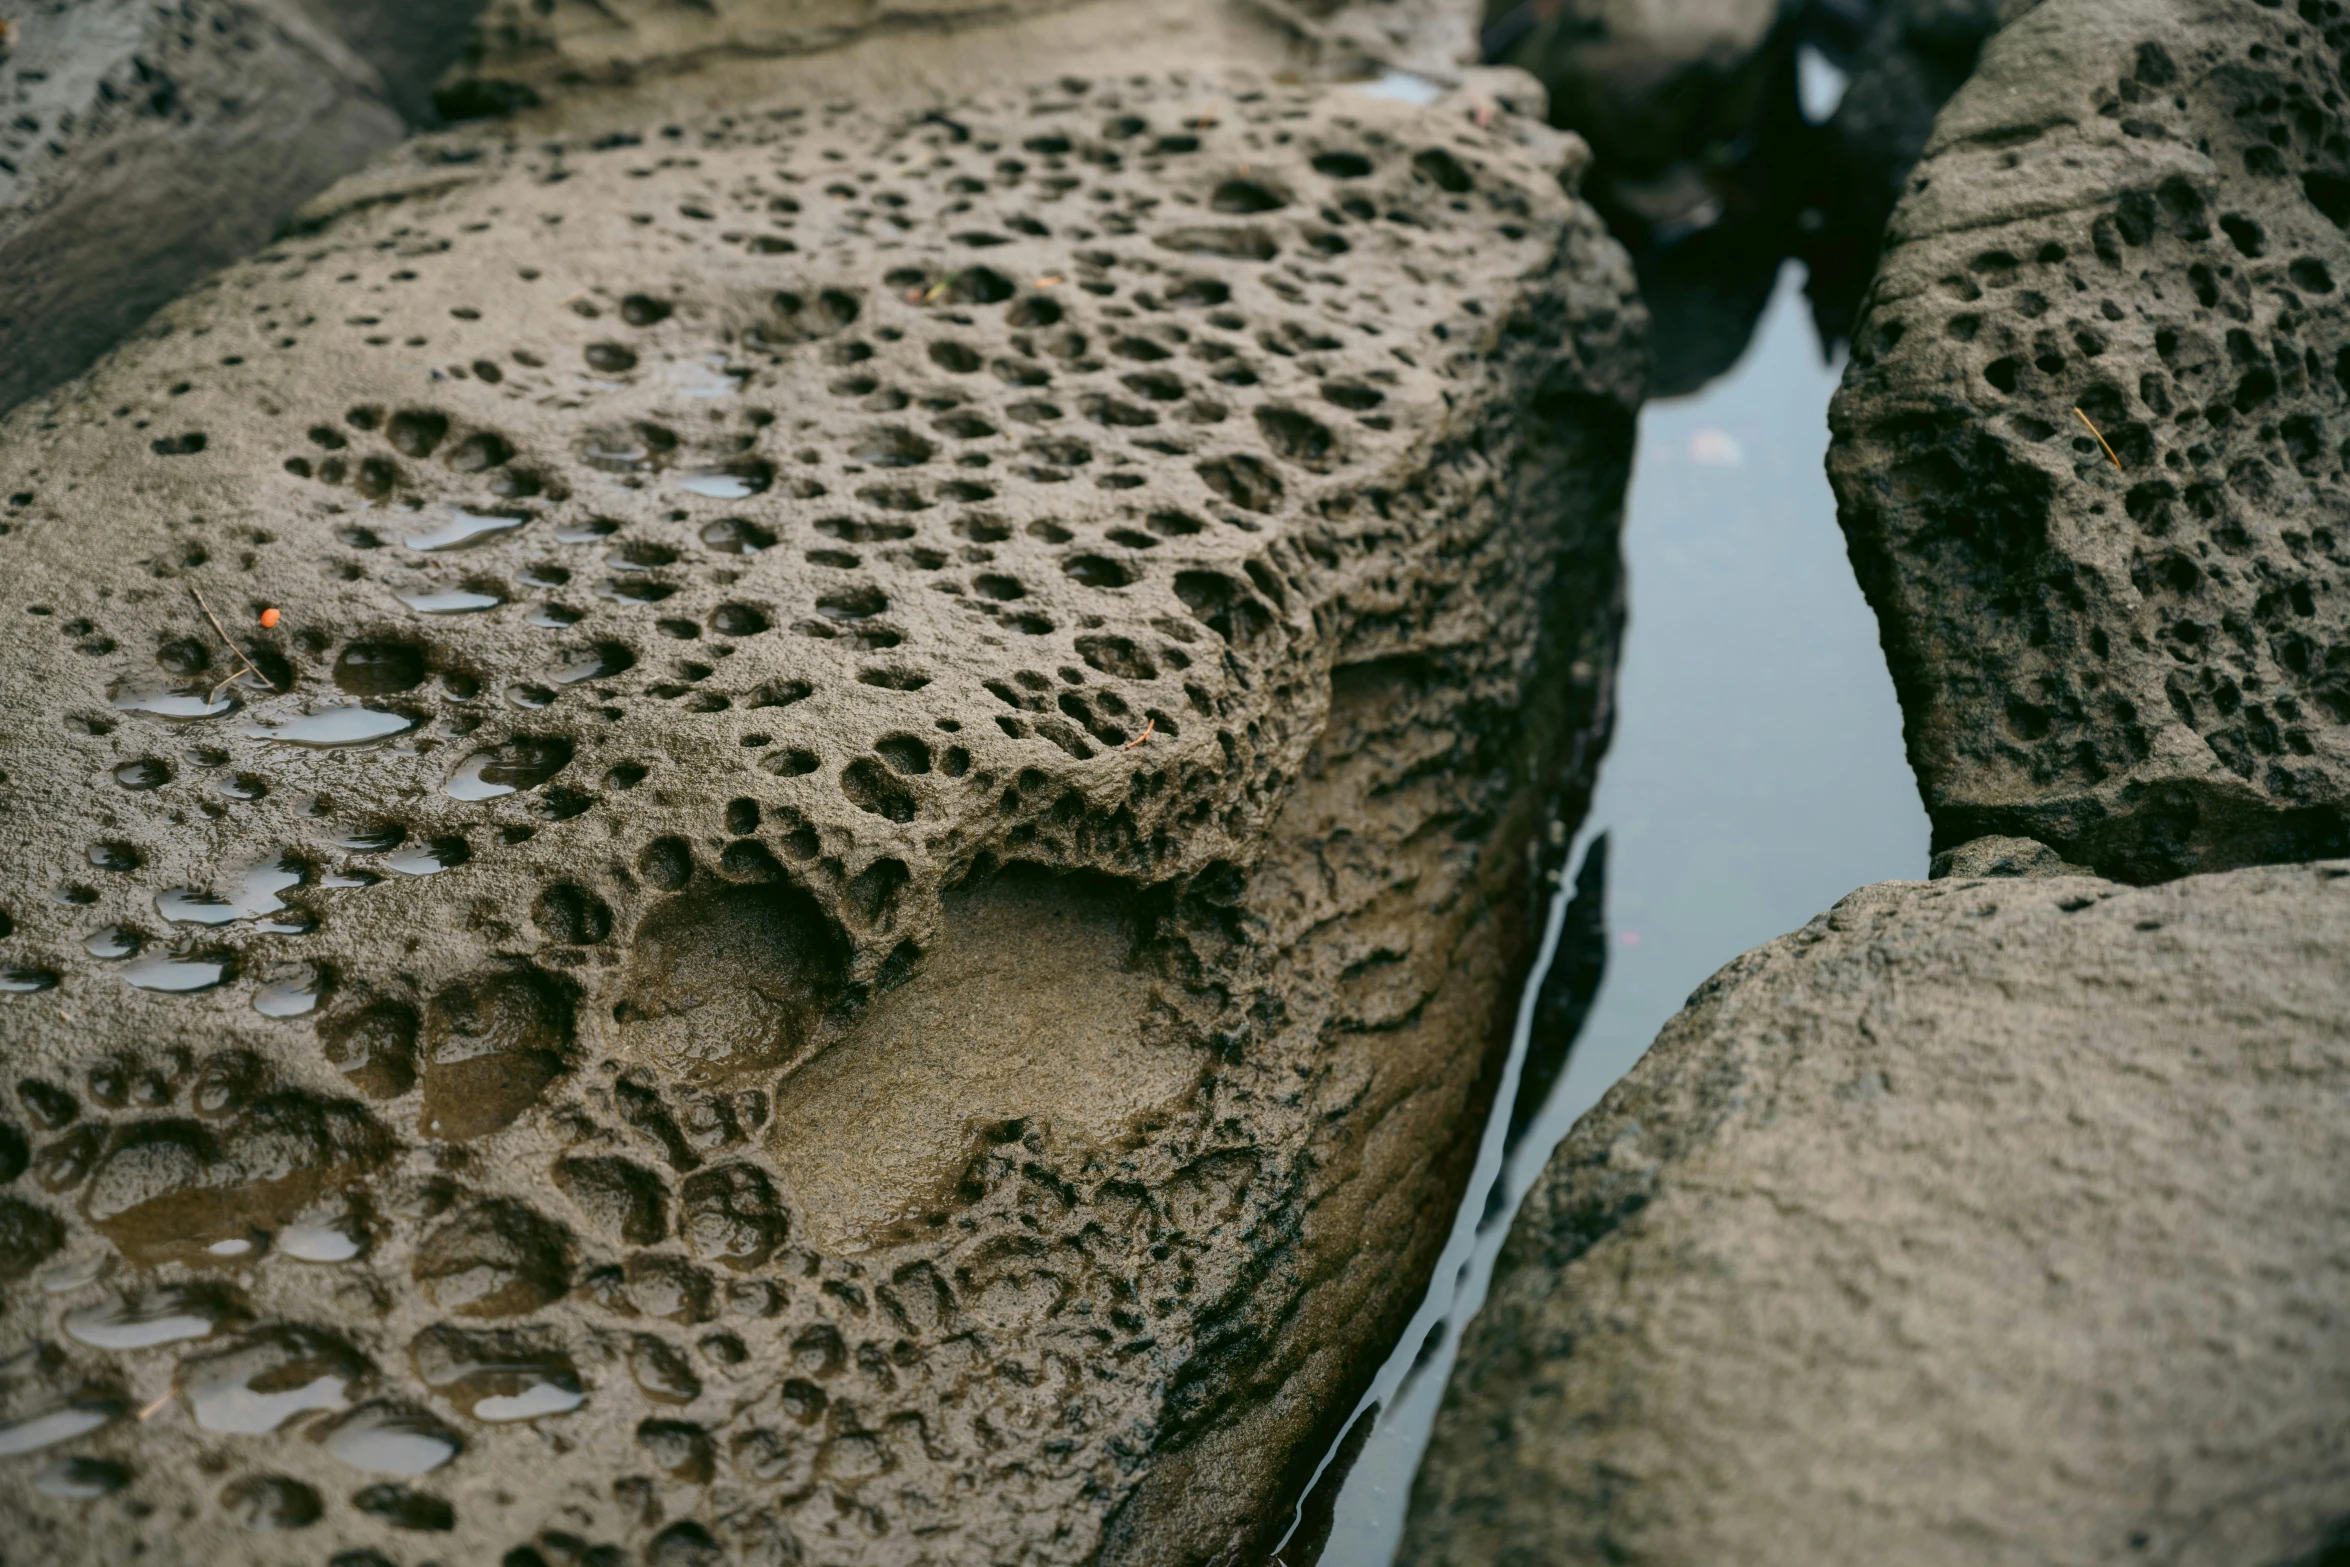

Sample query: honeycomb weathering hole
[615,883,851,1084]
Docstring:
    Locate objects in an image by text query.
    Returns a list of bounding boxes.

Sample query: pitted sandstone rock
[1828,0,2350,881]
[0,68,1639,1566]
[1402,863,2350,1567]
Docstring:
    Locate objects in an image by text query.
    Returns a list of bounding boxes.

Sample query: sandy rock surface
[1401,861,2350,1567]
[1829,0,2350,881]
[0,38,1641,1566]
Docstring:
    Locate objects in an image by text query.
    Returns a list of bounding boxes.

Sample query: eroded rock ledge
[0,66,1639,1566]
[1828,0,2350,881]
[1403,862,2350,1567]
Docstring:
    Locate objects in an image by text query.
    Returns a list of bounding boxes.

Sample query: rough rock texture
[1401,862,2350,1567]
[1829,0,2350,882]
[0,58,1640,1567]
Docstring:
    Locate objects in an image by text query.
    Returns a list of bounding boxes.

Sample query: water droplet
[333,823,406,852]
[505,684,556,709]
[64,1285,241,1350]
[124,949,234,993]
[397,587,505,615]
[554,643,635,684]
[318,869,384,890]
[674,467,769,499]
[244,706,420,748]
[319,1403,463,1476]
[110,684,238,721]
[444,738,574,803]
[670,356,747,398]
[403,506,530,552]
[279,1219,364,1264]
[410,1327,585,1423]
[555,518,619,544]
[36,1251,112,1294]
[528,603,585,629]
[387,838,470,876]
[0,1402,123,1458]
[206,1236,258,1258]
[181,1330,363,1434]
[254,962,328,1018]
[84,926,141,960]
[113,759,172,790]
[0,964,59,993]
[156,854,306,927]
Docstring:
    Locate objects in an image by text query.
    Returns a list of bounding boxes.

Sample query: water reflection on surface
[1309,268,1929,1565]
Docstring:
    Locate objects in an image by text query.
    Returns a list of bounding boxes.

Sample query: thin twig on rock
[2073,406,2123,470]
[190,583,277,700]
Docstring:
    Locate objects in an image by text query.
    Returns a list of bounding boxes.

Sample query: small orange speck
[259,607,281,629]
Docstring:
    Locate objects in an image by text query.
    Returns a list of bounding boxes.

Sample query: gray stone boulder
[0,47,1641,1567]
[1401,862,2350,1567]
[0,0,485,420]
[1829,0,2350,882]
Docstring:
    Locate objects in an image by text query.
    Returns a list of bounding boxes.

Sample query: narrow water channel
[1299,265,1933,1565]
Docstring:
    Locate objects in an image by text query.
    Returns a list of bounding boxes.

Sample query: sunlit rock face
[0,52,1641,1567]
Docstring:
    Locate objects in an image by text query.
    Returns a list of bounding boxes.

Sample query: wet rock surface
[1830,0,2350,881]
[1401,862,2350,1567]
[0,0,482,420]
[0,51,1639,1567]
